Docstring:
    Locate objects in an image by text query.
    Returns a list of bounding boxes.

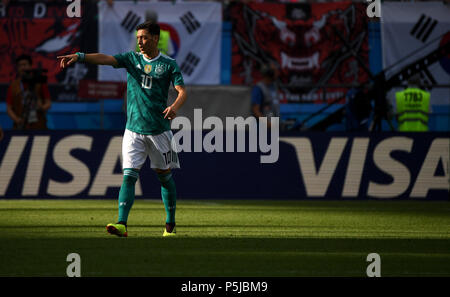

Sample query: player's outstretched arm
[57,53,118,68]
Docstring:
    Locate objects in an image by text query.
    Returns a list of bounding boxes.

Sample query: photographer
[6,54,51,130]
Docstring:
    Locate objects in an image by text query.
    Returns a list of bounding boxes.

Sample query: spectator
[251,64,279,127]
[345,87,372,131]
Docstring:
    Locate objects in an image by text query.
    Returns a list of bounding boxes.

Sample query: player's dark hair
[16,54,32,65]
[136,21,160,36]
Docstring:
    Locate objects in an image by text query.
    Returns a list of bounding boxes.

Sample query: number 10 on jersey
[141,75,152,89]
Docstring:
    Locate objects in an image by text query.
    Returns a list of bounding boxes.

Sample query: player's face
[137,29,158,53]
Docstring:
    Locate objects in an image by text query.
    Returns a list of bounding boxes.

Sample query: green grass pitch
[0,199,449,277]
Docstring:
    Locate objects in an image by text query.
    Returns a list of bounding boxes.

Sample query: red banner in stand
[230,2,370,103]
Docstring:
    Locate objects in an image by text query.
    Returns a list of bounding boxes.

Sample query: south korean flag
[381,2,450,105]
[98,1,222,85]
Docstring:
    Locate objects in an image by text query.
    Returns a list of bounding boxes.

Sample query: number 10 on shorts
[141,75,152,89]
[163,150,178,165]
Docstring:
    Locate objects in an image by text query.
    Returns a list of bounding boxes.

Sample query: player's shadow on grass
[1,237,449,277]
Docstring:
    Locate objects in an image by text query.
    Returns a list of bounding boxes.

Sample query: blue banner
[0,131,448,200]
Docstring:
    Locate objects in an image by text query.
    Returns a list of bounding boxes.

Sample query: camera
[22,68,48,85]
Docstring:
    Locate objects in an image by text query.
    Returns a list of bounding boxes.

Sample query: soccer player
[57,21,186,237]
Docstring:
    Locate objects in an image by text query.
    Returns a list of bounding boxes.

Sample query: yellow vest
[395,88,430,132]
